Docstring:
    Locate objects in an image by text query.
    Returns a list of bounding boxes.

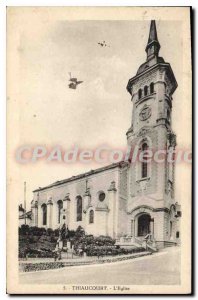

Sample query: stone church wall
[33,166,121,237]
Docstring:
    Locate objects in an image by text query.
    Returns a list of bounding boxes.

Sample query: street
[19,247,180,285]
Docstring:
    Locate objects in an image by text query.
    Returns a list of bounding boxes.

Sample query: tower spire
[145,20,160,60]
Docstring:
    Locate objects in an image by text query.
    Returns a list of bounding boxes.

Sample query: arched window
[141,143,148,178]
[138,89,142,100]
[57,200,63,224]
[76,196,83,222]
[89,210,94,224]
[41,204,47,226]
[150,82,154,94]
[144,86,148,96]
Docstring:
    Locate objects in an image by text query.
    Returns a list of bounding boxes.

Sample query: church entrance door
[138,214,151,237]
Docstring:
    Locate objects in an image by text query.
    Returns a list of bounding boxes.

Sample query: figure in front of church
[54,223,69,260]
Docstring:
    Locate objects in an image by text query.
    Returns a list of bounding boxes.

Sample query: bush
[46,228,53,236]
[95,236,116,246]
[29,227,46,236]
[85,245,118,256]
[85,245,146,257]
[72,232,116,253]
[19,224,30,235]
[19,225,58,258]
[19,225,145,259]
[54,229,60,237]
[23,248,55,258]
[67,230,76,238]
[22,262,65,272]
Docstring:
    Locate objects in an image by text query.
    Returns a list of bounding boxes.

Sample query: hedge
[19,225,144,259]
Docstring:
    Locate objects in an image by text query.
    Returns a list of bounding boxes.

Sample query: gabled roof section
[33,161,129,192]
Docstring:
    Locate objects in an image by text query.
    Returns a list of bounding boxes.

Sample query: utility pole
[24,181,26,225]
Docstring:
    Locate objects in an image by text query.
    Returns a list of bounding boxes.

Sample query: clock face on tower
[139,105,151,121]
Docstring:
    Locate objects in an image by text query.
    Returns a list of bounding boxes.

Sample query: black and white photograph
[6,6,192,295]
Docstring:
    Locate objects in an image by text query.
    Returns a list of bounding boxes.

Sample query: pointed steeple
[145,20,160,60]
[147,20,159,44]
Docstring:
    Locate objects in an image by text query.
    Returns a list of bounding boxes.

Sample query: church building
[29,21,181,246]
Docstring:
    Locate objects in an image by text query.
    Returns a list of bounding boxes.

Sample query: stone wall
[32,166,120,238]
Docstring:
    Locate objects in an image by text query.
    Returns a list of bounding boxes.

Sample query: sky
[7,14,191,210]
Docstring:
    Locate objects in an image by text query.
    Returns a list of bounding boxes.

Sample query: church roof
[33,161,128,192]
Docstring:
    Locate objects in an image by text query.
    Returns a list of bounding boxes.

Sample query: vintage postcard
[7,6,192,294]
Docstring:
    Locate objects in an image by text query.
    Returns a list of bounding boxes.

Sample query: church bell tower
[126,21,180,244]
